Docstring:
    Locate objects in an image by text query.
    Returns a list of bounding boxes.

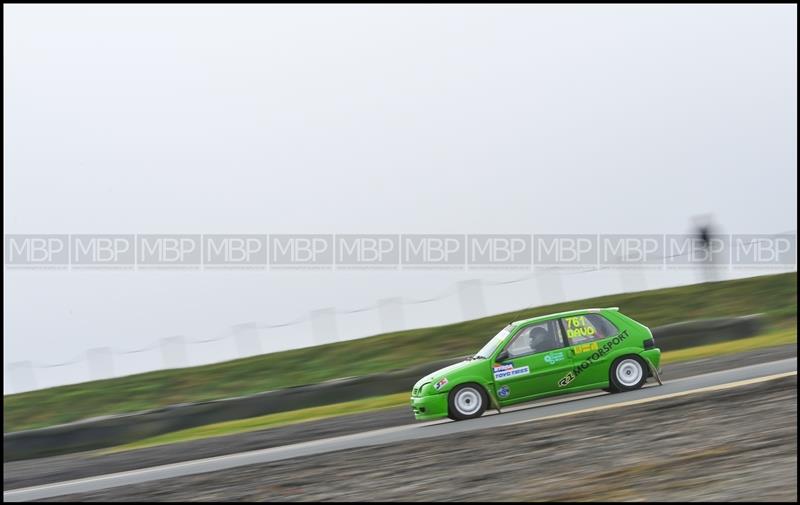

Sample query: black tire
[447,383,488,421]
[603,385,620,394]
[609,355,648,392]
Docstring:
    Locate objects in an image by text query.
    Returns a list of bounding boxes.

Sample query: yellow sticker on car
[573,342,599,354]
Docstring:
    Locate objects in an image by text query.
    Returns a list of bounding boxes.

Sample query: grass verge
[103,392,411,454]
[104,326,797,454]
[5,272,796,432]
[660,327,796,364]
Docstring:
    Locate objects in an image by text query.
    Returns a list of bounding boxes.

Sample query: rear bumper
[641,348,662,372]
[410,393,448,421]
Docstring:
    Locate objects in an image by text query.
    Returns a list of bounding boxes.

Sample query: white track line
[504,370,797,427]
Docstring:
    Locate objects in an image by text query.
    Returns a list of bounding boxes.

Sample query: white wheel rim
[454,387,482,415]
[616,359,643,387]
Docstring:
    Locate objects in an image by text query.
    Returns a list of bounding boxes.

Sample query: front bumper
[410,392,448,421]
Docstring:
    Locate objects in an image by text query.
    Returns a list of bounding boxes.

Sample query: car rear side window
[561,314,619,344]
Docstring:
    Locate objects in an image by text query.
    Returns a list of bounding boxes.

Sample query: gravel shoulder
[49,375,798,501]
[4,344,796,491]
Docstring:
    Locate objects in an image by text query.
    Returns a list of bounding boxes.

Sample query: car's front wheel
[609,355,647,392]
[447,384,487,421]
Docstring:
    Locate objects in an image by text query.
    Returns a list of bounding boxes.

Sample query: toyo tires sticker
[494,365,530,381]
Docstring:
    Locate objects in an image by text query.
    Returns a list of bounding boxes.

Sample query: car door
[559,313,621,388]
[492,318,573,403]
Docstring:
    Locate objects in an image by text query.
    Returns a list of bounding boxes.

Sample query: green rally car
[410,307,661,421]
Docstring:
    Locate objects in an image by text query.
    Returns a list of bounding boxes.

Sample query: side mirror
[495,350,510,363]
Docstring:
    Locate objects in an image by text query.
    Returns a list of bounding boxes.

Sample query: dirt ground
[49,375,797,502]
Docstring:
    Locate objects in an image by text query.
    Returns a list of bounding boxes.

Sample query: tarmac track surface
[4,356,796,502]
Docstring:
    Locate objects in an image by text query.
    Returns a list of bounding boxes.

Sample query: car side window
[561,314,619,345]
[505,320,564,358]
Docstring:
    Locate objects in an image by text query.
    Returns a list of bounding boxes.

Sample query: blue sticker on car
[498,385,510,398]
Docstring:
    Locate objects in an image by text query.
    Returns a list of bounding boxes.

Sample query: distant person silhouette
[692,214,718,283]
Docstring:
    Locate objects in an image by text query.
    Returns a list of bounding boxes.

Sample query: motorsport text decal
[557,329,630,387]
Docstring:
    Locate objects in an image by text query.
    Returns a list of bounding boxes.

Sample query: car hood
[414,359,484,388]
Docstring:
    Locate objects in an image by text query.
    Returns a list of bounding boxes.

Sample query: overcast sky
[4,4,797,393]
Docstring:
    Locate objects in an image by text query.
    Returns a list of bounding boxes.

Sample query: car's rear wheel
[448,384,487,420]
[610,356,647,392]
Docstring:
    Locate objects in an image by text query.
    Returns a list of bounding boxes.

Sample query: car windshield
[473,325,512,359]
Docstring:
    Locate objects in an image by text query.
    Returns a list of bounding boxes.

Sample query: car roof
[512,307,619,327]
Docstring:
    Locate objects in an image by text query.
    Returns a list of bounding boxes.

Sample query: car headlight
[413,381,432,396]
